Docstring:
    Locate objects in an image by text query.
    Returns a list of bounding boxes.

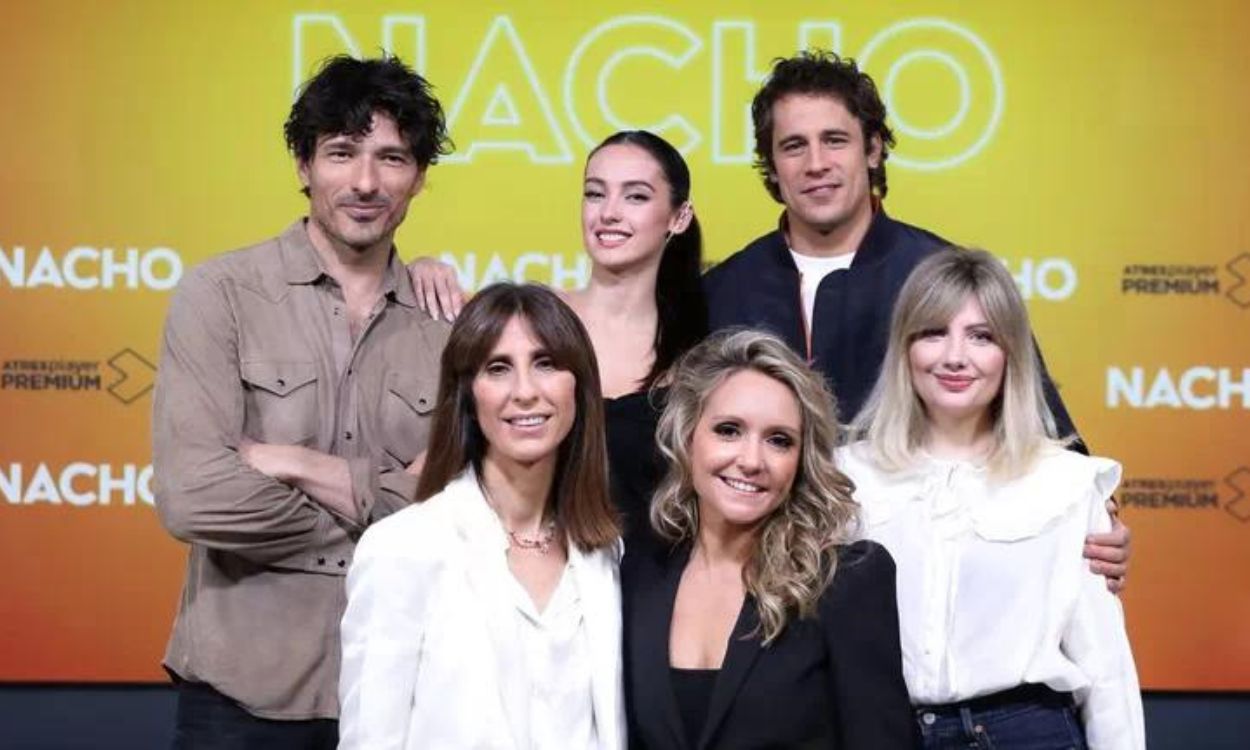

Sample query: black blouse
[671,667,718,749]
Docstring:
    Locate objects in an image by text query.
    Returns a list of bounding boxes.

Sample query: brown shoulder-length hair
[415,282,619,552]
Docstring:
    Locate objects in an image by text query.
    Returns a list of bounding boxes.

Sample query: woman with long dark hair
[338,283,625,749]
[566,130,707,540]
[411,130,707,539]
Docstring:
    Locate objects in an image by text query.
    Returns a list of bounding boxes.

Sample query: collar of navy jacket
[703,209,947,421]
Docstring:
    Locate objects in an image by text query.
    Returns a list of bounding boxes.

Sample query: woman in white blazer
[339,283,626,750]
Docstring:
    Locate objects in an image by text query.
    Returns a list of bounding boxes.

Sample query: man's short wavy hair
[285,55,451,177]
[752,50,895,202]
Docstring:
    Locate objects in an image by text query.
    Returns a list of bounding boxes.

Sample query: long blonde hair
[651,330,859,644]
[852,247,1068,478]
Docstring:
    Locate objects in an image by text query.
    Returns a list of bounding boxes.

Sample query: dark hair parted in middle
[416,282,620,551]
[285,54,453,172]
[751,49,896,202]
[588,130,708,389]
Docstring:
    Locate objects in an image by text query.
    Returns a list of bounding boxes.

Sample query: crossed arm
[152,270,415,566]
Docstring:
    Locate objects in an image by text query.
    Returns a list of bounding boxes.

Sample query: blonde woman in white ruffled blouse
[843,248,1144,749]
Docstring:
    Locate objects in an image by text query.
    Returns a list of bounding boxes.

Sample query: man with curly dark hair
[704,49,1133,603]
[153,55,451,748]
[705,50,964,424]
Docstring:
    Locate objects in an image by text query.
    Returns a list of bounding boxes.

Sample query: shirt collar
[778,196,887,266]
[277,219,418,308]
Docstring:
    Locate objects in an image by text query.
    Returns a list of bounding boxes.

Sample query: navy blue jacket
[704,211,1080,441]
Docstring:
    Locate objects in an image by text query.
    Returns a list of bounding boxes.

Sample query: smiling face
[299,111,425,258]
[690,369,802,532]
[768,94,879,248]
[581,143,691,273]
[908,294,1007,428]
[472,315,577,473]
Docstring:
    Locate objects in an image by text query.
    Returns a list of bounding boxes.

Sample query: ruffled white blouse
[838,443,1145,749]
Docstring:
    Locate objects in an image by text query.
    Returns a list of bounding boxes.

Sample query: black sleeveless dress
[603,388,667,548]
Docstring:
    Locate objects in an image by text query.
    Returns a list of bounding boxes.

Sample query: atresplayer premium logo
[1,349,156,405]
[1225,467,1250,522]
[1120,252,1250,310]
[1119,467,1250,525]
[107,349,157,404]
[1226,253,1250,309]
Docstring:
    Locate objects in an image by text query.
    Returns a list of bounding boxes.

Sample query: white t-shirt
[837,444,1145,749]
[789,249,854,334]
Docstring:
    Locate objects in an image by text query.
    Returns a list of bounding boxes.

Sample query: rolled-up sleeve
[348,457,418,523]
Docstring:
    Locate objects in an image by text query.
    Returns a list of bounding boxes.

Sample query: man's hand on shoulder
[1084,500,1131,594]
[407,257,465,322]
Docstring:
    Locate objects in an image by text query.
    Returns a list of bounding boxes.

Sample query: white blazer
[338,470,626,750]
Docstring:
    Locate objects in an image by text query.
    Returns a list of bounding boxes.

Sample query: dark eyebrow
[318,134,359,148]
[621,180,655,192]
[821,128,852,138]
[582,177,655,192]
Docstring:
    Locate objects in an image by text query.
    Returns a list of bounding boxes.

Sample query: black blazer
[622,539,915,750]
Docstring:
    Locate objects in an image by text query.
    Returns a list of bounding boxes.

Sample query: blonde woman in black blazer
[622,330,914,749]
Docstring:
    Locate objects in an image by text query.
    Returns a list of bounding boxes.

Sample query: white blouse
[505,549,596,749]
[338,471,625,750]
[838,444,1145,750]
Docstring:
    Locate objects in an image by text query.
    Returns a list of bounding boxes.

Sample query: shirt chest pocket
[380,371,436,464]
[240,360,320,446]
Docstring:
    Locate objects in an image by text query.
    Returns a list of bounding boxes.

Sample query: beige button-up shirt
[153,220,449,719]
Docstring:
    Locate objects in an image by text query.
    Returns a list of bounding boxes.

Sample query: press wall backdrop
[2,1,1248,688]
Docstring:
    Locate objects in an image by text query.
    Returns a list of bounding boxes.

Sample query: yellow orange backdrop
[2,1,1248,688]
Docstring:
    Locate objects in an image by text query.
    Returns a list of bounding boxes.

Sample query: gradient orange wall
[2,1,1248,687]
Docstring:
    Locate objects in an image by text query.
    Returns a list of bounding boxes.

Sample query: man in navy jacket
[704,51,1133,586]
[703,50,1077,433]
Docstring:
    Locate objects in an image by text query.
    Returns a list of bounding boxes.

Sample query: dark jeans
[915,684,1087,750]
[172,680,338,750]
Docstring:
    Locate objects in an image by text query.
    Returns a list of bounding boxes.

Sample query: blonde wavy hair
[650,329,859,644]
[851,247,1069,479]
